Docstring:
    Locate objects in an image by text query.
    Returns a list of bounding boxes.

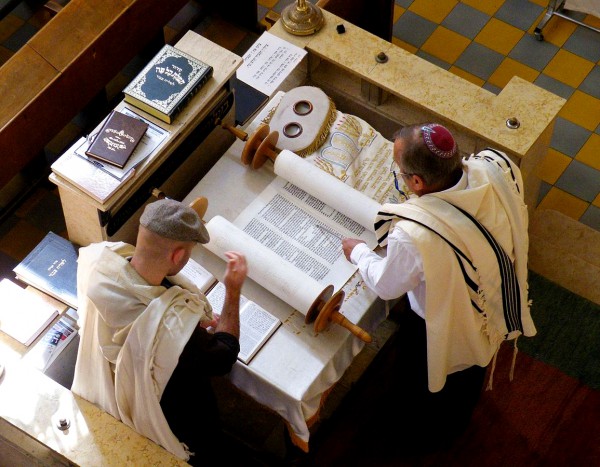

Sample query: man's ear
[411,174,426,191]
[171,246,186,265]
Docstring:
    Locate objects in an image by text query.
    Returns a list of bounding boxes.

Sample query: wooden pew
[0,0,189,189]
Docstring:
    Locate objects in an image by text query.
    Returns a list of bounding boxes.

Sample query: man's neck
[129,255,167,286]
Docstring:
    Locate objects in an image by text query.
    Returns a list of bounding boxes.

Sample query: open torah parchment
[202,149,382,320]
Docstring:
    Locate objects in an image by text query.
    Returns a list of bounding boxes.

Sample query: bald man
[72,199,247,464]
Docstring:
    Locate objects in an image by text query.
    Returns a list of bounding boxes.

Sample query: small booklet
[206,282,281,364]
[23,315,78,371]
[85,110,149,168]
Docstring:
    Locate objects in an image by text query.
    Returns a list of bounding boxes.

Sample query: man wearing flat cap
[72,198,247,464]
[342,124,536,454]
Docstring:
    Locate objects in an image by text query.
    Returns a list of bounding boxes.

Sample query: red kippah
[421,124,457,159]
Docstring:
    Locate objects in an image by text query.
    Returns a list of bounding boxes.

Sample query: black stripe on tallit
[482,148,520,194]
[379,212,483,313]
[449,204,523,333]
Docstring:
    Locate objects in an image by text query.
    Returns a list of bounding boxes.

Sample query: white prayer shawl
[72,242,212,460]
[374,150,536,392]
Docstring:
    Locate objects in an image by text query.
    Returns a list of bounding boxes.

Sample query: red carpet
[302,341,600,467]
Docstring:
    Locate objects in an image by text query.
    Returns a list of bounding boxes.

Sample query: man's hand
[342,238,366,262]
[217,251,247,338]
[223,251,248,292]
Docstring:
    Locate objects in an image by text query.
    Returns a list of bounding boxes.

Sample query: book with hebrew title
[85,110,148,168]
[13,232,79,310]
[123,44,213,124]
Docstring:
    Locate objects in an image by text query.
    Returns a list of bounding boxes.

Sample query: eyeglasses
[390,160,412,200]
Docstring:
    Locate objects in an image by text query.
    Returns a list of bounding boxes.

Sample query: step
[529,208,600,306]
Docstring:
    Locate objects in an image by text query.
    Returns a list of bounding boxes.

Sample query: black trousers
[351,307,487,454]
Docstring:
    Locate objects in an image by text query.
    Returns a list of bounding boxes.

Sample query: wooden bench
[0,0,189,189]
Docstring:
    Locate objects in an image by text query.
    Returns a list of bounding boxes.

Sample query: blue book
[13,232,79,310]
[123,44,213,124]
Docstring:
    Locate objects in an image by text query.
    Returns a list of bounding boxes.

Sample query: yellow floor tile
[488,57,539,88]
[543,49,594,88]
[421,26,470,64]
[585,14,600,29]
[460,0,504,16]
[529,0,549,7]
[448,66,485,86]
[594,193,600,208]
[558,90,600,132]
[393,5,405,24]
[258,0,278,8]
[537,15,578,47]
[537,186,589,220]
[392,37,418,54]
[575,133,600,171]
[534,148,571,184]
[475,18,524,55]
[409,0,457,24]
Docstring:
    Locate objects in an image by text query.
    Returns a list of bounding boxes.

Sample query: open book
[168,258,282,364]
[206,282,281,364]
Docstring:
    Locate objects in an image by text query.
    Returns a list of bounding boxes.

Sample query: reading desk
[49,31,243,247]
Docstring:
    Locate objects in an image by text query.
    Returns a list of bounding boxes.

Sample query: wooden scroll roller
[215,118,248,142]
[151,188,209,222]
[219,121,279,169]
[188,195,372,344]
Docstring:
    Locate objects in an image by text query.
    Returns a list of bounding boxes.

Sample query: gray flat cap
[140,199,209,243]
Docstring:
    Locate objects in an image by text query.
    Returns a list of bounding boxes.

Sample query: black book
[13,232,79,310]
[123,44,213,124]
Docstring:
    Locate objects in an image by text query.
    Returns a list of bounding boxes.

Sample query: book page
[206,282,281,364]
[167,258,216,294]
[236,31,307,96]
[233,176,375,290]
[0,279,59,346]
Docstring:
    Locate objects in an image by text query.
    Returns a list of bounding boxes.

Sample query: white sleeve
[350,226,424,301]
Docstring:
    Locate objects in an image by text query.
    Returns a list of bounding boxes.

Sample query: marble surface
[268,9,566,162]
[0,330,187,466]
